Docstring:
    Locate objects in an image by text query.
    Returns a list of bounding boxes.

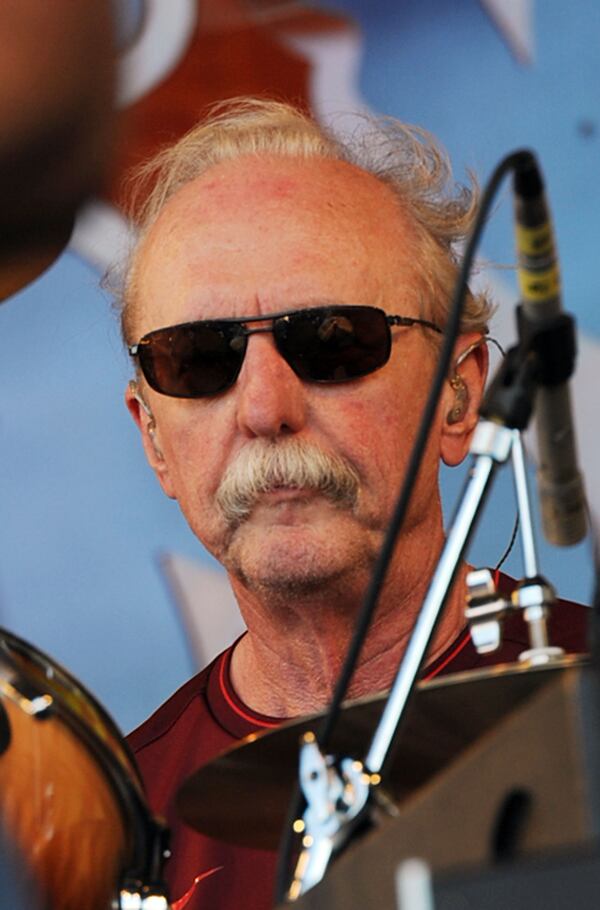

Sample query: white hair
[117,97,493,343]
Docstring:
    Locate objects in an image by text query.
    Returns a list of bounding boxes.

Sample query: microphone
[512,152,587,546]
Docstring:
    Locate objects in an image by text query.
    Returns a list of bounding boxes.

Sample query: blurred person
[0,0,114,301]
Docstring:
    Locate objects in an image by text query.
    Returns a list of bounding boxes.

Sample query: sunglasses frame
[128,305,442,399]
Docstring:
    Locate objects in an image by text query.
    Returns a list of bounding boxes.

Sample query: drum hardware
[0,675,53,716]
[464,569,509,654]
[176,656,586,850]
[395,859,433,910]
[119,883,170,910]
[279,662,600,909]
[466,569,563,662]
[465,430,564,664]
[119,816,172,910]
[287,734,375,900]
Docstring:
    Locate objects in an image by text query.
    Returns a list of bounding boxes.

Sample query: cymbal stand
[287,418,516,900]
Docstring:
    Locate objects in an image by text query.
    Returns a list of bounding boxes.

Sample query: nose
[235,333,308,438]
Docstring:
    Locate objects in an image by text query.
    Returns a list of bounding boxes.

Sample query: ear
[440,334,489,467]
[125,381,177,499]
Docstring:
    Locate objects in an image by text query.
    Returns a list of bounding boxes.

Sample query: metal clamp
[287,733,373,900]
[119,888,170,910]
[465,569,509,654]
[512,577,564,664]
[465,570,565,664]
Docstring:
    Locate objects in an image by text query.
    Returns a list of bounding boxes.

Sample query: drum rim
[0,625,163,885]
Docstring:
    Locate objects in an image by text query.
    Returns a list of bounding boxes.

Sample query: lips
[258,485,314,502]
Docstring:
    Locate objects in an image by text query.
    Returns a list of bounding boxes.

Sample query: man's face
[127,155,481,598]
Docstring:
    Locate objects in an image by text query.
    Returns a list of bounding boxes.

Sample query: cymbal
[176,655,586,851]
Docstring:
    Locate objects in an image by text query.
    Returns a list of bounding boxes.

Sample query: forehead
[133,155,423,334]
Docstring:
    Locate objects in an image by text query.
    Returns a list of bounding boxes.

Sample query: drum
[0,628,169,910]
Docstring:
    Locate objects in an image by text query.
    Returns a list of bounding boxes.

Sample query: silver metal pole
[511,430,539,579]
[395,859,435,910]
[365,421,513,773]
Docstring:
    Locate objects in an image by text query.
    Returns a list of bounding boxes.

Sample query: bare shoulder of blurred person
[0,0,115,300]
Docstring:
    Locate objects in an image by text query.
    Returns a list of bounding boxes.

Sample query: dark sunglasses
[128,305,442,399]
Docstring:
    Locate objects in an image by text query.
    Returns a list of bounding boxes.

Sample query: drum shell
[0,629,156,910]
[0,696,127,910]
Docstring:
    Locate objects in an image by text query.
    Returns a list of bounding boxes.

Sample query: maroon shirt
[128,586,589,910]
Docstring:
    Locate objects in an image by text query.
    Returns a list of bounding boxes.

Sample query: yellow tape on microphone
[518,265,561,302]
[515,222,554,257]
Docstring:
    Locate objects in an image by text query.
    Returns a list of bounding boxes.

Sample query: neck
[228,535,469,718]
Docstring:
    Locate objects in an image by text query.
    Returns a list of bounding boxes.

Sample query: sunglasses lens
[138,322,246,398]
[135,306,393,397]
[275,306,391,382]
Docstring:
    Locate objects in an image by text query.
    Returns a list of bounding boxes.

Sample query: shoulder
[127,657,217,753]
[125,643,269,815]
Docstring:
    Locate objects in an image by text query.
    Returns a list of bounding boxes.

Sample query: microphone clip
[480,306,577,431]
[516,305,577,388]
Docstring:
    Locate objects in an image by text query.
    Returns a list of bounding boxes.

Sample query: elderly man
[123,100,587,910]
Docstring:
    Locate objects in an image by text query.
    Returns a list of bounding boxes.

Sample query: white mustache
[216,438,360,526]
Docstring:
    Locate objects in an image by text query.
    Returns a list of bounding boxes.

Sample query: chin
[224,523,376,597]
[245,569,334,598]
